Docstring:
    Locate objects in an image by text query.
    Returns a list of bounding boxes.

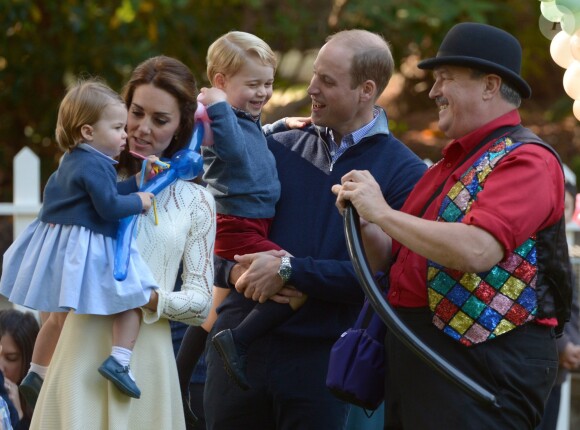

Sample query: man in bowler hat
[333,22,572,428]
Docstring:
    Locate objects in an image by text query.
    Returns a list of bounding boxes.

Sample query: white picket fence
[0,147,41,314]
[0,147,42,236]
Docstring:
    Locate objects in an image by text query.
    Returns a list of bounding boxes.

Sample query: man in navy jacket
[204,29,427,430]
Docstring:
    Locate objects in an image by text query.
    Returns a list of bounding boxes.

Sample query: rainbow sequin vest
[427,134,537,346]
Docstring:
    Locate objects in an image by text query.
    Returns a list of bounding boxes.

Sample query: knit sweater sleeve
[140,181,216,325]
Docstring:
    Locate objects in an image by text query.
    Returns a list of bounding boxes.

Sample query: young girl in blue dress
[0,78,159,402]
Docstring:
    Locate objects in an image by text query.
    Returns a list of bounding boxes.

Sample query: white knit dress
[30,180,215,430]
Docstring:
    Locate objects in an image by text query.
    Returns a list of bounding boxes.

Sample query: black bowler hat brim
[417,23,532,99]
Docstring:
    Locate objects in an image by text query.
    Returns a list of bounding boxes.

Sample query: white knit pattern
[136,179,215,325]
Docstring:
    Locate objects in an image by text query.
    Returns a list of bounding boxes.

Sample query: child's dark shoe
[211,329,250,390]
[98,355,141,399]
[19,371,43,409]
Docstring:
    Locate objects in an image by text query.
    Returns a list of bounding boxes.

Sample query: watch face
[278,257,291,283]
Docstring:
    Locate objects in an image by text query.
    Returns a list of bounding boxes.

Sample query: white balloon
[563,61,580,99]
[570,30,580,60]
[573,100,580,121]
[551,31,574,68]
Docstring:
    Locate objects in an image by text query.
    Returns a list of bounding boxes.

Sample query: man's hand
[270,285,303,304]
[234,251,286,303]
[331,169,390,224]
[560,342,580,370]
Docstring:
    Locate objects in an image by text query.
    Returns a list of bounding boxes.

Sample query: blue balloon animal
[113,103,211,281]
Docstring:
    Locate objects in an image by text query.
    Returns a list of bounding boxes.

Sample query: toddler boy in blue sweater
[176,31,309,400]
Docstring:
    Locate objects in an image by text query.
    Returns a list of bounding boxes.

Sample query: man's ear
[81,124,93,141]
[213,73,226,90]
[360,79,377,103]
[483,74,501,100]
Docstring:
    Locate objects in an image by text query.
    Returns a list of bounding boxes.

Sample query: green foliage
[0,0,572,198]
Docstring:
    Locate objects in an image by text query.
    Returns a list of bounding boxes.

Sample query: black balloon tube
[343,205,500,409]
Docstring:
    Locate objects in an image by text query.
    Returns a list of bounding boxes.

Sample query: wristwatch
[277,256,292,284]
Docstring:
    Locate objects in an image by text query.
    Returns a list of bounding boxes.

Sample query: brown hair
[55,78,124,152]
[119,56,198,174]
[0,309,39,384]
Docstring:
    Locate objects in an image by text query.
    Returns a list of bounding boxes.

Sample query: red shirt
[388,110,564,308]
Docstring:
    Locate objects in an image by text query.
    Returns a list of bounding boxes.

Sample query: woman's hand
[136,156,165,187]
[4,376,23,419]
[144,289,159,312]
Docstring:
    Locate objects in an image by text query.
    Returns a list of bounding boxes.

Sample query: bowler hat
[418,22,531,99]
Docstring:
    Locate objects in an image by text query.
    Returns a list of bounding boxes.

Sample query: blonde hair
[55,78,124,152]
[206,31,277,85]
[326,30,394,98]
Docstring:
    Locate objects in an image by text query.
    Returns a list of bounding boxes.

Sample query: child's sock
[111,346,135,380]
[232,301,295,354]
[28,363,48,380]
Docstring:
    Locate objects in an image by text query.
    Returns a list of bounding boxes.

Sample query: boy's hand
[136,192,154,211]
[198,87,227,106]
[285,116,312,129]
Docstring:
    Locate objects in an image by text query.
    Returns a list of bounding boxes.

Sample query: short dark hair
[326,30,394,99]
[470,69,521,108]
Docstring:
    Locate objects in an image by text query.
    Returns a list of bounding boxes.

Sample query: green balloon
[562,10,580,33]
[556,0,580,14]
[542,1,565,21]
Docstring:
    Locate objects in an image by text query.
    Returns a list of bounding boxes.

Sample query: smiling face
[84,102,128,157]
[221,56,274,117]
[307,41,365,141]
[126,83,182,157]
[428,65,488,140]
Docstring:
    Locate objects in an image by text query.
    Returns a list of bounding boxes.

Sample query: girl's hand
[136,192,154,211]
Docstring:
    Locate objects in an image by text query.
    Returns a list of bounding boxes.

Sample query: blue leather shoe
[98,356,141,399]
[19,371,43,409]
[211,329,250,390]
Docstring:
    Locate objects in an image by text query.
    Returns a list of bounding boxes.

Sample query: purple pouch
[326,299,386,410]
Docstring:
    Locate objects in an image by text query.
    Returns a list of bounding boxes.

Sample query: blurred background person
[537,178,580,430]
[0,310,40,430]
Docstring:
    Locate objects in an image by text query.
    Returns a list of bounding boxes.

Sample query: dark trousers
[536,383,561,430]
[385,308,558,430]
[188,382,206,430]
[204,333,350,430]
